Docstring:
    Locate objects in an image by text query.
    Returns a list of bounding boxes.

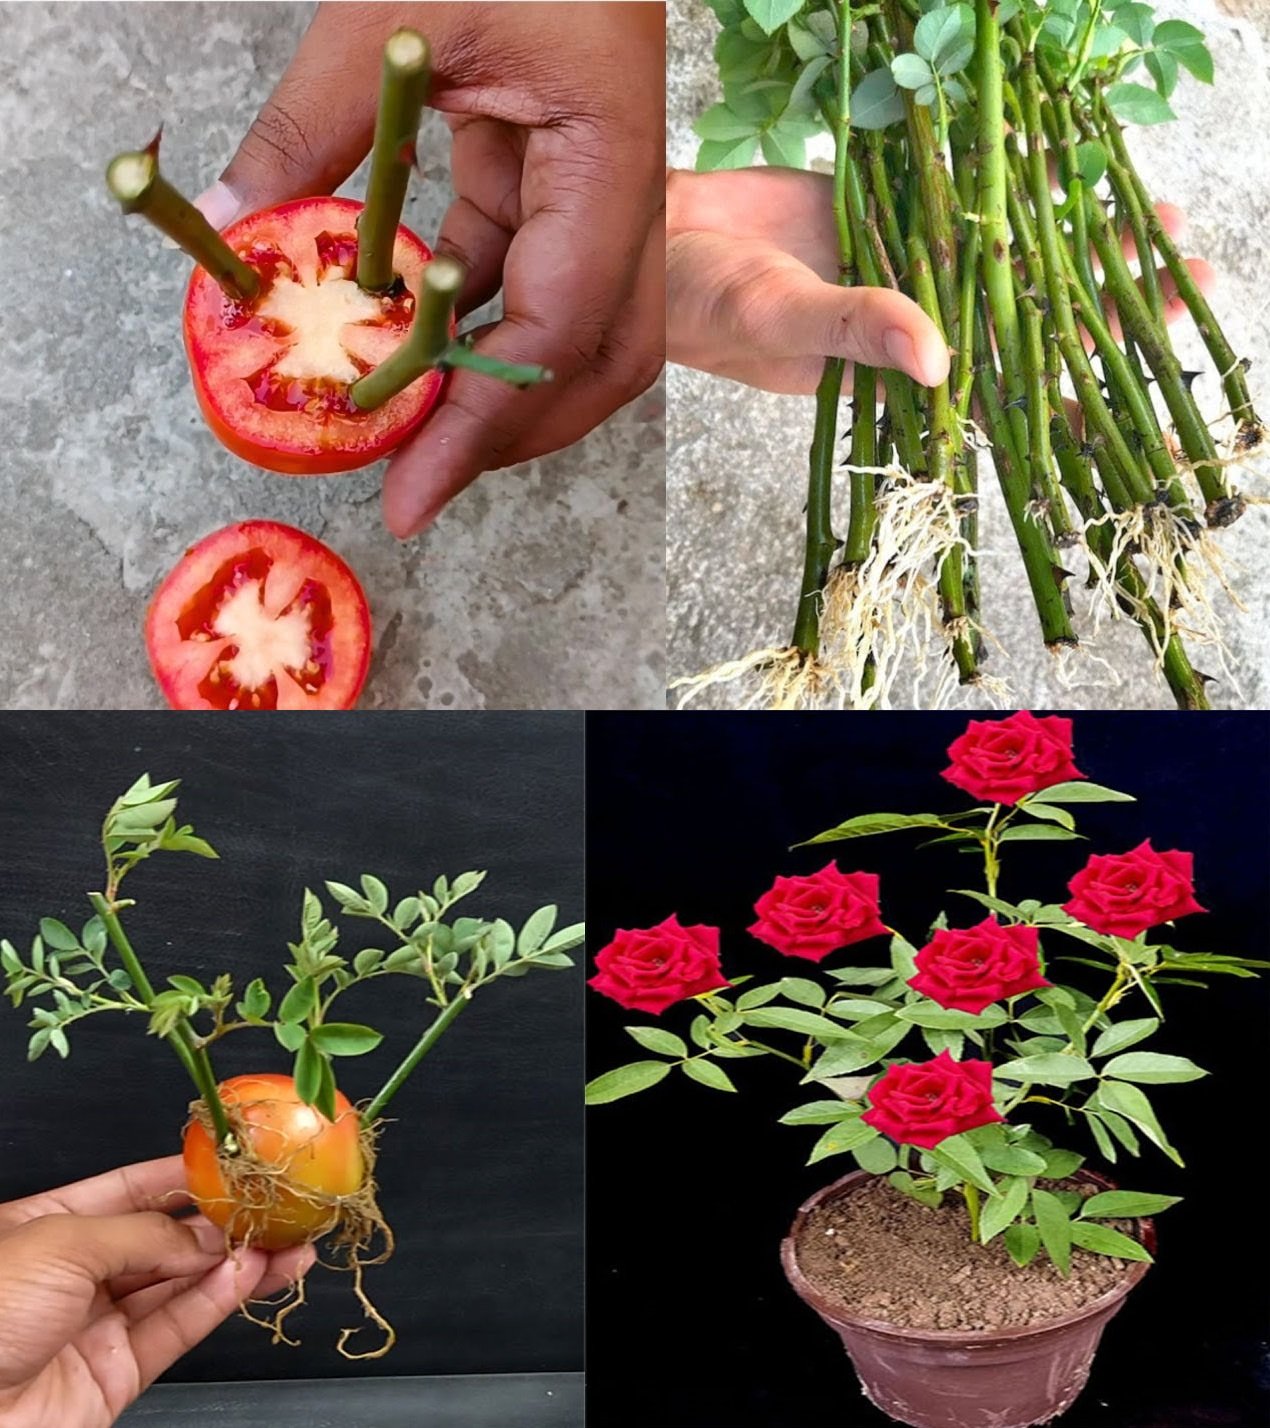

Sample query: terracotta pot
[781,1169,1155,1428]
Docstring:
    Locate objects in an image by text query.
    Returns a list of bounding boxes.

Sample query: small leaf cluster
[103,773,219,894]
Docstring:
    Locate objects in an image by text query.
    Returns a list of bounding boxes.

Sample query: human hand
[0,1156,313,1428]
[201,1,665,538]
[667,166,1214,397]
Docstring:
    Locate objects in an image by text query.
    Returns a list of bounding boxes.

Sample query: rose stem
[963,1181,982,1243]
[363,997,467,1123]
[972,300,1077,651]
[87,891,233,1146]
[442,344,553,387]
[106,148,258,303]
[907,232,978,684]
[356,28,432,293]
[349,257,462,408]
[1093,98,1261,443]
[790,2,854,660]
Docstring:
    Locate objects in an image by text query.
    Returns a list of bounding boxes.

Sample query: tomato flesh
[146,520,371,710]
[184,197,446,475]
[184,1073,365,1250]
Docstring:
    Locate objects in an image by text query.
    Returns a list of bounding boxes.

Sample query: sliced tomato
[183,197,446,475]
[146,521,371,710]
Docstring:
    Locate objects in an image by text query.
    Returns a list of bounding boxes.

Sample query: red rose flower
[748,862,887,963]
[909,916,1051,1015]
[1064,839,1206,939]
[861,1052,1004,1150]
[588,914,728,1015]
[942,710,1084,805]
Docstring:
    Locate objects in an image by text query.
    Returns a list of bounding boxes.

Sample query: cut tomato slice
[146,521,371,710]
[183,197,446,475]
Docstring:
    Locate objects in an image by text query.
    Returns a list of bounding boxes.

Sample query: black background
[586,711,1270,1428]
[0,712,583,1384]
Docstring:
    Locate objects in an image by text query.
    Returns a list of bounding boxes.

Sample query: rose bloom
[909,916,1050,1014]
[588,914,728,1015]
[748,862,887,962]
[942,710,1084,805]
[862,1052,1004,1150]
[1064,839,1206,939]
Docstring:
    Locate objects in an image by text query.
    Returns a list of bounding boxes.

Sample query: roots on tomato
[184,1074,396,1360]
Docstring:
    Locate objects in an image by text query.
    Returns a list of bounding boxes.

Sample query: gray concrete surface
[667,0,1270,709]
[0,1,664,710]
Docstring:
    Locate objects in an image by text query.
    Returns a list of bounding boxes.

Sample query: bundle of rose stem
[782,0,1262,711]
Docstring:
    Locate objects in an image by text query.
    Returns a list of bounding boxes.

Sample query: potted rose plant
[585,711,1265,1428]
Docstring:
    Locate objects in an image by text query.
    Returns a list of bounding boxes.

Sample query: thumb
[200,5,392,225]
[734,258,951,388]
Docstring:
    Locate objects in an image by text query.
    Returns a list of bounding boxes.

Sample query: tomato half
[145,521,371,710]
[184,1073,365,1250]
[183,197,446,475]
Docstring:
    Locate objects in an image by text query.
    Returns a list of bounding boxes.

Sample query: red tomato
[184,1073,365,1250]
[183,197,445,475]
[146,521,371,710]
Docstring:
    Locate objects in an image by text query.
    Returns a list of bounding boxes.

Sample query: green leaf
[889,1170,943,1209]
[807,1020,910,1079]
[1004,1221,1041,1267]
[236,978,270,1020]
[850,68,906,130]
[314,1052,338,1123]
[682,1058,738,1093]
[541,923,585,954]
[808,1119,880,1164]
[1018,800,1076,830]
[980,1175,1031,1244]
[278,977,317,1025]
[825,967,897,986]
[626,1025,688,1058]
[897,1004,1006,1030]
[1097,1107,1142,1157]
[980,1143,1048,1177]
[38,919,80,952]
[1027,781,1134,804]
[913,3,975,76]
[1153,20,1213,83]
[1143,46,1178,98]
[274,1021,306,1053]
[831,997,900,1020]
[760,125,807,169]
[929,1133,998,1195]
[697,135,760,171]
[892,52,934,90]
[1096,1082,1182,1164]
[693,102,761,142]
[1087,1111,1117,1163]
[0,940,21,975]
[1112,2,1154,46]
[310,1022,384,1056]
[164,833,218,859]
[854,1136,899,1174]
[519,905,558,955]
[1106,82,1176,126]
[354,949,385,975]
[788,53,832,116]
[360,875,390,915]
[1032,1188,1073,1275]
[325,881,368,913]
[49,1026,70,1059]
[28,1027,53,1061]
[392,896,422,931]
[744,1007,849,1039]
[787,10,836,61]
[384,947,423,973]
[998,825,1084,843]
[890,933,918,980]
[1080,1190,1181,1219]
[1070,1221,1153,1262]
[779,1100,862,1126]
[1040,1147,1086,1178]
[797,811,948,845]
[167,974,206,999]
[952,889,1025,919]
[741,0,802,35]
[1091,1018,1159,1058]
[585,1060,673,1104]
[1102,1052,1207,1085]
[293,1036,323,1105]
[994,1054,1096,1085]
[112,798,178,832]
[779,977,827,1008]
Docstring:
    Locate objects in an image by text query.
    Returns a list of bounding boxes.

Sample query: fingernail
[883,327,919,380]
[159,181,242,249]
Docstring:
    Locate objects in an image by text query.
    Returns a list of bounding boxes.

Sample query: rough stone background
[668,0,1270,709]
[0,1,665,710]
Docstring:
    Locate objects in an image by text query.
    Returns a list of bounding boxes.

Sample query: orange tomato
[183,1073,365,1250]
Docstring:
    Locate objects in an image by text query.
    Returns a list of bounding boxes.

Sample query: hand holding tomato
[197,1,665,538]
[0,1156,313,1428]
